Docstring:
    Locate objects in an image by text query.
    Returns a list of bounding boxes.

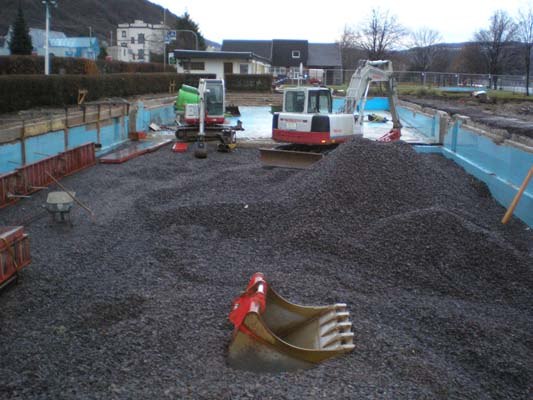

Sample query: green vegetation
[0,73,272,113]
[0,73,202,113]
[329,83,533,102]
[0,55,176,75]
[8,4,32,55]
[174,12,206,50]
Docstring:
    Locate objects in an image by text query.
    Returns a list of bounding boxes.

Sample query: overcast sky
[151,0,530,45]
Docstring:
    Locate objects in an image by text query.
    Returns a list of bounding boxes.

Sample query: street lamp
[42,0,57,76]
[176,29,199,50]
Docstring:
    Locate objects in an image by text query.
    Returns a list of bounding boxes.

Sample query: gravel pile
[0,138,531,399]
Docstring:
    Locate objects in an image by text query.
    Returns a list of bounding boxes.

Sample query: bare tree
[337,25,366,81]
[408,27,443,71]
[452,43,487,74]
[475,10,517,89]
[354,8,407,60]
[338,25,357,68]
[517,5,533,95]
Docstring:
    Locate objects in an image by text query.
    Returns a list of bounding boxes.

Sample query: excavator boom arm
[344,60,402,131]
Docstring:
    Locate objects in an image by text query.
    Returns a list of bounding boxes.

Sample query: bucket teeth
[322,332,355,349]
[228,273,355,372]
[321,321,353,337]
[320,310,351,328]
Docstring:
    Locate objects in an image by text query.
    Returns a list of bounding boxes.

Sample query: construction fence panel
[60,143,96,176]
[0,171,22,209]
[0,226,31,287]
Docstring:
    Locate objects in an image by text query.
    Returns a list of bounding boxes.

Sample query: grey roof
[307,43,342,67]
[173,50,270,64]
[221,40,272,60]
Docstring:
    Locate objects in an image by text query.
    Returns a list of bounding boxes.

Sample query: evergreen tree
[9,3,33,55]
[175,12,206,50]
[98,45,108,60]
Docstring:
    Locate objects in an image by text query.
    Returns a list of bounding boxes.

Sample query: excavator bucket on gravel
[259,148,323,169]
[228,273,355,372]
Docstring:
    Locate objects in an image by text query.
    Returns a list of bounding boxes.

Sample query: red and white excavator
[260,60,402,168]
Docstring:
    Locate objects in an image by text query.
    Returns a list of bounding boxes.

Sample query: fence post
[20,121,26,166]
[64,106,69,150]
[96,104,101,146]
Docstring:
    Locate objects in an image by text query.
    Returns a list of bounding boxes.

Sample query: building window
[121,42,127,47]
[183,61,205,70]
[131,37,135,44]
[292,50,300,59]
[239,64,249,74]
[138,49,145,60]
[121,30,126,38]
[138,33,145,44]
[272,67,287,77]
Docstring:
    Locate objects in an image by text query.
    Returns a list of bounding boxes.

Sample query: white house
[107,45,131,62]
[116,20,167,63]
[172,50,271,78]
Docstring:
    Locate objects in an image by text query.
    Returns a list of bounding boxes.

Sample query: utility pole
[42,0,57,76]
[163,8,166,70]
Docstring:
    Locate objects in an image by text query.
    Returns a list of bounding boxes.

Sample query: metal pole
[163,8,166,70]
[176,30,198,50]
[45,2,49,75]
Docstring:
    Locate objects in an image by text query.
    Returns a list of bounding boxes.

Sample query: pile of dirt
[0,138,531,399]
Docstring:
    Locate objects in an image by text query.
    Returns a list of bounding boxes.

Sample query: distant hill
[0,0,180,43]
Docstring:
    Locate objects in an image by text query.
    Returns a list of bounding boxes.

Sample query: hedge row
[225,74,272,91]
[0,56,175,75]
[0,73,215,113]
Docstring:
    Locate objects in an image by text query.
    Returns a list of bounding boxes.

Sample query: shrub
[0,55,177,75]
[0,73,216,113]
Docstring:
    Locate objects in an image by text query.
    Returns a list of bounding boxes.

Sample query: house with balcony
[116,20,167,62]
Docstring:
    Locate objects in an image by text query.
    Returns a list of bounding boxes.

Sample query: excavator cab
[283,88,332,114]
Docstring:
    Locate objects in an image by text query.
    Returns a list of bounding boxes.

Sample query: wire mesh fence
[277,69,532,94]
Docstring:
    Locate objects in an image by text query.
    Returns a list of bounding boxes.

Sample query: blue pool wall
[408,109,533,228]
[0,101,176,175]
[333,97,390,113]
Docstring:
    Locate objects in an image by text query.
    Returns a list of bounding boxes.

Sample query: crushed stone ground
[0,138,532,399]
